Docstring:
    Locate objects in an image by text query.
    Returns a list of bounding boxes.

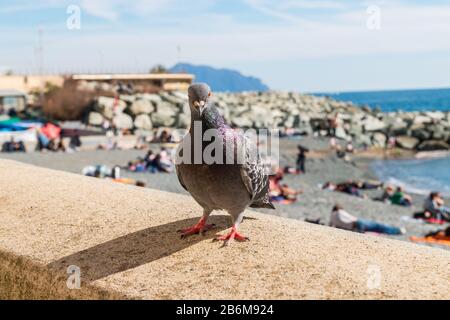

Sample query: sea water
[371,157,450,197]
[314,87,450,113]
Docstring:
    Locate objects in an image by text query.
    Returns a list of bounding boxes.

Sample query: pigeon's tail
[250,201,275,210]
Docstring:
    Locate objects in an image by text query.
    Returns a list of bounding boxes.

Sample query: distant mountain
[170,63,269,92]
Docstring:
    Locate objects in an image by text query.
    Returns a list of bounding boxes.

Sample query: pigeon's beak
[193,101,206,115]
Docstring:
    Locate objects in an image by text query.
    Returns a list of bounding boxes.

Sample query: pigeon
[176,83,274,245]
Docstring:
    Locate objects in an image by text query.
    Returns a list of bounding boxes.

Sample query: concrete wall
[0,160,449,299]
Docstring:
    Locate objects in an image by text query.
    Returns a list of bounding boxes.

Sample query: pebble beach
[2,136,448,250]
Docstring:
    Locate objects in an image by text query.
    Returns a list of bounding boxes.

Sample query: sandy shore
[1,137,448,250]
[0,159,449,299]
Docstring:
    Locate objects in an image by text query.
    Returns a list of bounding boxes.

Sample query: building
[0,75,65,93]
[71,73,195,91]
[0,89,27,114]
[0,73,194,94]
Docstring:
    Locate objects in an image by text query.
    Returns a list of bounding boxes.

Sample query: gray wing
[239,136,274,209]
[175,165,188,191]
[175,142,188,191]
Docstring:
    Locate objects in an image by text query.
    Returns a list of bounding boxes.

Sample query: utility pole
[36,26,45,106]
[177,45,181,64]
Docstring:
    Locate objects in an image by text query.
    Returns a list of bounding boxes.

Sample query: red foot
[178,217,215,238]
[215,225,249,245]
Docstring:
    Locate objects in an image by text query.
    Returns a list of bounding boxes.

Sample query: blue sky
[1,0,450,92]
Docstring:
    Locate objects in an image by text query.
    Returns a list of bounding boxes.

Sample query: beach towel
[424,218,446,225]
[270,196,297,205]
[410,234,450,247]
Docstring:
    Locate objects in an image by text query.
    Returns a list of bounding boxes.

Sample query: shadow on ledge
[48,215,230,282]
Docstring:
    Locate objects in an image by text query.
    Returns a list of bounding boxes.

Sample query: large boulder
[119,95,136,104]
[130,99,154,115]
[134,114,153,131]
[88,112,104,126]
[363,116,386,132]
[425,111,445,121]
[396,136,419,150]
[248,105,275,128]
[175,114,190,129]
[429,124,448,140]
[387,118,408,136]
[372,132,387,148]
[413,115,432,125]
[96,96,126,119]
[335,127,349,140]
[138,93,163,105]
[113,113,133,130]
[411,128,432,141]
[417,140,450,151]
[150,102,177,127]
[231,115,254,128]
[354,134,372,147]
[159,92,185,107]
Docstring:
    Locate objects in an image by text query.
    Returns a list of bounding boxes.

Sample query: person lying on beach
[322,181,368,198]
[1,137,26,153]
[127,149,175,173]
[390,186,412,207]
[377,185,395,203]
[82,165,120,179]
[127,159,148,173]
[269,169,303,203]
[113,178,146,188]
[410,227,450,247]
[155,148,175,173]
[329,204,406,235]
[422,192,450,222]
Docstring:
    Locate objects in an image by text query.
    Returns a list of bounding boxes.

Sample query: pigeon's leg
[178,209,214,238]
[215,212,249,245]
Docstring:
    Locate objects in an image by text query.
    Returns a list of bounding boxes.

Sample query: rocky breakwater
[86,91,450,151]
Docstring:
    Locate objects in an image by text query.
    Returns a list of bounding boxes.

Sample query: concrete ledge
[0,159,449,299]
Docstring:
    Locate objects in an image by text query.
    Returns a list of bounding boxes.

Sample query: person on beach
[322,181,365,198]
[69,130,82,151]
[423,192,450,222]
[390,186,412,207]
[346,142,354,154]
[269,169,302,203]
[329,204,405,235]
[296,145,309,174]
[2,137,26,153]
[152,129,173,143]
[329,137,337,150]
[410,226,450,247]
[377,185,395,203]
[328,115,338,137]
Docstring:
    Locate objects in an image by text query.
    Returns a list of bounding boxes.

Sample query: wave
[371,157,450,197]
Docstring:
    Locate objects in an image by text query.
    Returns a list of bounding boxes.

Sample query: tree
[149,65,168,74]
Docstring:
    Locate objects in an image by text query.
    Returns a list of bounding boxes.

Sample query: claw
[178,218,215,238]
[214,225,249,246]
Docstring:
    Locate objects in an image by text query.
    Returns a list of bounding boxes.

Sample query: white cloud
[278,0,346,10]
[1,0,450,90]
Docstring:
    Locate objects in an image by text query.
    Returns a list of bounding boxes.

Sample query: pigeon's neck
[190,105,229,133]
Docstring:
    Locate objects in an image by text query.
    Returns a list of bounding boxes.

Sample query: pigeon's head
[188,83,211,118]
